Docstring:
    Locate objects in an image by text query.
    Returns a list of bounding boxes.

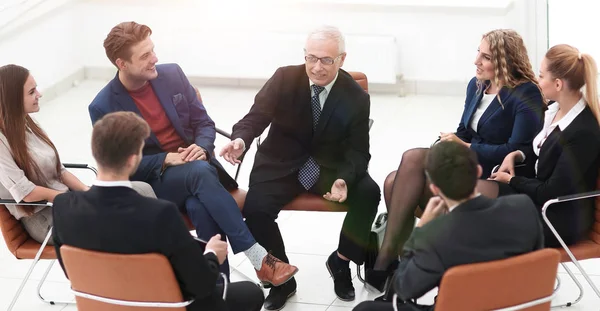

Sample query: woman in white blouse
[485,44,600,247]
[0,64,155,244]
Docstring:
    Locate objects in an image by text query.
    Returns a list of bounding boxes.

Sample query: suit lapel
[476,89,504,131]
[313,78,342,140]
[111,78,161,147]
[150,76,188,142]
[465,89,483,127]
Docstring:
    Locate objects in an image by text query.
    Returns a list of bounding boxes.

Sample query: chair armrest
[555,190,600,203]
[0,199,51,206]
[63,163,98,175]
[216,128,232,139]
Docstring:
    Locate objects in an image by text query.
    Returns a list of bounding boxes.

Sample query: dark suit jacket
[88,64,237,190]
[231,65,370,186]
[510,104,600,243]
[52,186,226,310]
[456,78,545,178]
[393,195,543,303]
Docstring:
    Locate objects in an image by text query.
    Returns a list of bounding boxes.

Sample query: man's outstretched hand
[219,138,245,165]
[323,179,348,203]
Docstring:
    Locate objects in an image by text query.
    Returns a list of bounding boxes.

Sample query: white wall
[1,0,547,95]
[75,0,511,87]
[0,0,82,93]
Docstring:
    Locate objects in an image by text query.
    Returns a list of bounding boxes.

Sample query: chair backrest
[435,249,560,311]
[348,71,368,93]
[60,245,187,311]
[0,204,28,256]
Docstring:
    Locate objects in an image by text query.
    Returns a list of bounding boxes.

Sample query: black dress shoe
[326,251,355,301]
[365,260,399,292]
[263,277,297,311]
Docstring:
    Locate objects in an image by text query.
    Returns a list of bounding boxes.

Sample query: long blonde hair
[545,44,600,125]
[477,29,540,106]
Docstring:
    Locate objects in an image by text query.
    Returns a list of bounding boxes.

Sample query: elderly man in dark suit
[220,25,381,310]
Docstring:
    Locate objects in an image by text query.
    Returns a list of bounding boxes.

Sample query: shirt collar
[549,97,586,131]
[93,180,133,189]
[309,71,339,95]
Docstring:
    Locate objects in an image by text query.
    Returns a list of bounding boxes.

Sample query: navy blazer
[456,77,545,178]
[88,63,237,189]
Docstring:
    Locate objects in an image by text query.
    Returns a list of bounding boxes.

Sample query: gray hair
[306,25,346,54]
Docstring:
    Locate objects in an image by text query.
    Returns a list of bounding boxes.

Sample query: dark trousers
[151,160,256,277]
[242,169,380,265]
[191,281,265,311]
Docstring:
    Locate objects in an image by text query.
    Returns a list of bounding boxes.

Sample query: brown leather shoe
[255,254,299,287]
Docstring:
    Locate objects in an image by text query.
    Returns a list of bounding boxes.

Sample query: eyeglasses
[305,54,342,65]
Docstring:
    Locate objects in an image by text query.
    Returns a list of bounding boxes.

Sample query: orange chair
[0,163,97,310]
[427,249,560,310]
[59,245,227,310]
[541,181,600,307]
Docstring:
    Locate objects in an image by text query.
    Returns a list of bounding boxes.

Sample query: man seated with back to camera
[52,112,264,311]
[353,141,544,311]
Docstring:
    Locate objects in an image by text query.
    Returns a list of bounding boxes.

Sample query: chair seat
[282,193,348,212]
[15,239,55,259]
[558,239,600,262]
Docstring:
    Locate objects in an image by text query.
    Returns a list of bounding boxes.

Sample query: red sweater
[129,83,185,153]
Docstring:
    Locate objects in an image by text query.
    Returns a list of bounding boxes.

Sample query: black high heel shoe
[365,260,399,293]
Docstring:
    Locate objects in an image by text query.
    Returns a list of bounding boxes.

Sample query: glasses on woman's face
[305,54,341,66]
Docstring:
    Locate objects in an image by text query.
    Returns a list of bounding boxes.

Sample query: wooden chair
[0,163,97,310]
[428,249,560,310]
[59,245,228,310]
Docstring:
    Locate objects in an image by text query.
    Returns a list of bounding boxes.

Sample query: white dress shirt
[519,97,586,173]
[470,93,496,132]
[92,179,133,188]
[309,72,339,109]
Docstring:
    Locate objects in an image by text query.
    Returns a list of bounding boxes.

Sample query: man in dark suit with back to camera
[220,25,381,310]
[352,141,544,311]
[52,111,265,311]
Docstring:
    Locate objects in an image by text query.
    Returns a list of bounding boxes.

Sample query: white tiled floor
[2,80,599,310]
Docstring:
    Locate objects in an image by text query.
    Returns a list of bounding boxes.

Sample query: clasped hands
[165,144,207,167]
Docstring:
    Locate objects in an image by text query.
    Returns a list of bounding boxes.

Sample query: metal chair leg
[551,263,584,308]
[7,255,40,311]
[36,259,75,305]
[8,228,53,310]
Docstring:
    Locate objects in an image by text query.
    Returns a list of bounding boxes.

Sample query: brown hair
[0,64,62,186]
[103,21,152,67]
[545,44,600,125]
[92,111,150,171]
[426,141,479,200]
[478,29,540,105]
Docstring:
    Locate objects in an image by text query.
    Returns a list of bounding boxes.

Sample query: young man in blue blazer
[88,21,298,286]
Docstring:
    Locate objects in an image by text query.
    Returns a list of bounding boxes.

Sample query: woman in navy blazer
[366,29,545,291]
[484,44,600,248]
